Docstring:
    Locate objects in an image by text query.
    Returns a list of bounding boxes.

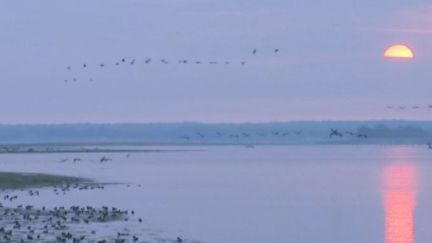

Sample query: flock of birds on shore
[0,182,187,242]
[63,48,280,83]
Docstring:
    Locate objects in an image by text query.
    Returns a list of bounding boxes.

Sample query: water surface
[0,145,431,243]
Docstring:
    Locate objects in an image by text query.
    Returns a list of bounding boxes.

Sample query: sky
[0,0,432,123]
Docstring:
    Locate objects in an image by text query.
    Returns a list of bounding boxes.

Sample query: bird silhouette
[100,156,111,163]
[252,49,257,55]
[329,129,343,137]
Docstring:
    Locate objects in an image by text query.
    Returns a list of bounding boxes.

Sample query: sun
[384,44,414,59]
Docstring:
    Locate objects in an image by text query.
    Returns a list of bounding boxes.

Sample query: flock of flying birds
[178,129,303,142]
[386,105,432,110]
[177,128,370,142]
[63,48,280,83]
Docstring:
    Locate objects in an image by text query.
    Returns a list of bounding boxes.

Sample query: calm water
[0,145,431,243]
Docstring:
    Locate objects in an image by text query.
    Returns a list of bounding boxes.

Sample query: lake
[0,145,430,243]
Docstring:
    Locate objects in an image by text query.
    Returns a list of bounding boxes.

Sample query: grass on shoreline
[0,172,89,189]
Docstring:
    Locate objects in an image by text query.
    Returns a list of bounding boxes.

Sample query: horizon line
[0,119,431,126]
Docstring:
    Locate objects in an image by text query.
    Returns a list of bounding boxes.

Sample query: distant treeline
[0,121,431,145]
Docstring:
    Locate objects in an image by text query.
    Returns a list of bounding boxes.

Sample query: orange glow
[383,163,417,243]
[384,44,415,59]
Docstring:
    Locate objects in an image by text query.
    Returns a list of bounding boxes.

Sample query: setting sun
[384,44,415,59]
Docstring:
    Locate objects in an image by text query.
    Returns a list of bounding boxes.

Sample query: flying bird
[329,129,343,137]
[274,49,280,53]
[196,132,205,138]
[145,58,152,64]
[252,49,257,55]
[100,156,111,163]
[357,133,368,139]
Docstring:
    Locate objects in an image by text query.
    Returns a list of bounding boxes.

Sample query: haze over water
[1,145,431,243]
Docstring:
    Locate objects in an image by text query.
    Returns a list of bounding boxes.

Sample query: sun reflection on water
[383,148,418,243]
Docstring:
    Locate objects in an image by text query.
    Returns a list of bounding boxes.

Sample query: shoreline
[0,172,89,190]
[0,172,191,242]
